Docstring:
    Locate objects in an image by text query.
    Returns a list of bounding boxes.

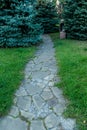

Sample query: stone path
[0,35,77,130]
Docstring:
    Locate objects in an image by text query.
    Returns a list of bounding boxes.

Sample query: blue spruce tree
[0,0,43,47]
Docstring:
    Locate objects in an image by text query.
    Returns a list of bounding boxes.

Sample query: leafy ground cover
[0,47,36,116]
[51,33,87,130]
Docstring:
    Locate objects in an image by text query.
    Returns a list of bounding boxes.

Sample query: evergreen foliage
[63,0,87,40]
[36,0,59,33]
[0,0,43,47]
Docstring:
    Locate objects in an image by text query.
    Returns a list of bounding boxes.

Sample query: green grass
[0,47,36,116]
[50,33,87,130]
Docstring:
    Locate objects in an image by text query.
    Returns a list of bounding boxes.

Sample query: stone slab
[9,106,19,117]
[60,117,76,130]
[0,116,27,130]
[30,120,45,130]
[33,94,44,110]
[53,104,66,116]
[15,87,27,96]
[41,89,53,100]
[45,113,60,129]
[25,84,42,96]
[47,97,58,107]
[17,96,31,111]
[20,110,34,121]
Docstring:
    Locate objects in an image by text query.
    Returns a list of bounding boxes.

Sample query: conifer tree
[63,0,87,40]
[36,0,59,33]
[0,0,43,47]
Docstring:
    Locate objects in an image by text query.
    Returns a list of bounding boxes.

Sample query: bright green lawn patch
[0,47,36,116]
[50,33,87,130]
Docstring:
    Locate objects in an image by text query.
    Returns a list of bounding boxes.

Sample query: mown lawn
[0,47,36,116]
[51,33,87,130]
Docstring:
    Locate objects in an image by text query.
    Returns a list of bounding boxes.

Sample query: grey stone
[41,67,49,72]
[0,116,27,130]
[50,127,63,130]
[51,87,63,98]
[17,96,31,111]
[60,117,76,130]
[30,120,45,130]
[9,106,19,117]
[53,104,66,116]
[36,103,52,118]
[48,81,55,87]
[37,82,45,89]
[44,80,49,85]
[34,79,42,83]
[58,96,67,105]
[44,74,54,81]
[15,87,27,96]
[31,71,50,79]
[41,88,53,100]
[47,98,58,107]
[45,113,60,129]
[28,60,34,64]
[33,94,44,110]
[28,64,42,71]
[25,83,42,96]
[20,110,34,121]
[13,97,17,104]
[29,103,52,119]
[25,74,32,81]
[51,87,67,105]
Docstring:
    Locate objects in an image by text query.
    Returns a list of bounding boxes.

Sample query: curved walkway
[0,35,76,130]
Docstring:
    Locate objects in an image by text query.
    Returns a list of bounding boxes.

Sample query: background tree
[63,0,87,40]
[0,0,43,47]
[36,0,59,33]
